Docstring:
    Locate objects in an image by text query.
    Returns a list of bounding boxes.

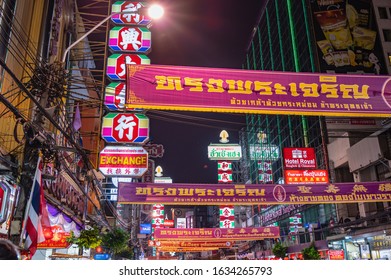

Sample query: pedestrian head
[0,239,21,260]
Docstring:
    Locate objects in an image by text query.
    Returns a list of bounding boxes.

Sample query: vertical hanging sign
[258,160,273,183]
[101,112,149,144]
[219,205,235,228]
[106,53,150,80]
[111,1,152,25]
[209,131,240,229]
[217,160,232,183]
[109,26,151,53]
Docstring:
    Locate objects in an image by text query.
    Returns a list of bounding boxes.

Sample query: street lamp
[148,4,164,19]
[62,4,164,63]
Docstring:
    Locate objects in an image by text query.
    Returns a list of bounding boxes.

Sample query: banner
[150,240,233,248]
[118,181,391,205]
[153,227,280,241]
[126,64,391,117]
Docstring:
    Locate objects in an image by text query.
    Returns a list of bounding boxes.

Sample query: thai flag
[22,157,49,257]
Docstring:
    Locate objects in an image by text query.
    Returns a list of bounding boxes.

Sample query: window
[346,203,359,218]
[0,0,16,88]
[0,0,16,60]
[383,29,391,42]
[378,7,388,19]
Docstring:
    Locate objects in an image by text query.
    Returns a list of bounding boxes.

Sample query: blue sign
[140,223,152,234]
[94,253,110,260]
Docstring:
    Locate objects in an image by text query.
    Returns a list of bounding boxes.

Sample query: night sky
[146,0,265,183]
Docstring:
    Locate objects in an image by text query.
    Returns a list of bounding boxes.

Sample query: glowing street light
[148,4,164,19]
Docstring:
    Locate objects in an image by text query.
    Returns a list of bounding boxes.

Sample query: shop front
[327,229,391,260]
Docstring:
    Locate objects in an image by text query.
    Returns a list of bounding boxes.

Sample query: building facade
[242,0,391,260]
[0,0,112,259]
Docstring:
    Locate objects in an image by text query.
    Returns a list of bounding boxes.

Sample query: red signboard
[283,147,316,169]
[163,219,174,228]
[284,169,329,184]
[0,186,4,212]
[328,249,344,260]
[0,184,8,223]
[37,225,71,249]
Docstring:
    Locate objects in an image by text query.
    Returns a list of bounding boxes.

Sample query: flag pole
[19,154,42,247]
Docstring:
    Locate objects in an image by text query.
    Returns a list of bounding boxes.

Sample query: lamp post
[62,12,115,63]
[62,4,164,63]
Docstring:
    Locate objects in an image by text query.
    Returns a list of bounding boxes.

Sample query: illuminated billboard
[99,146,148,177]
[126,64,391,117]
[309,0,386,75]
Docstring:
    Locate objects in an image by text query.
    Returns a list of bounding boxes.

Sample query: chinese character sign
[107,54,150,80]
[109,27,151,53]
[101,112,149,144]
[258,160,273,183]
[111,1,152,25]
[219,205,234,228]
[104,82,126,110]
[218,160,232,183]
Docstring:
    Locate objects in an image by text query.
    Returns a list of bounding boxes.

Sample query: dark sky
[145,0,265,183]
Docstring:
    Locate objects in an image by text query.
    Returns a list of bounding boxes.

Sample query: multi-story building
[242,0,391,260]
[0,0,113,259]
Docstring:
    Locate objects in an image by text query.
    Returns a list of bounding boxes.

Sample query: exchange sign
[99,146,148,177]
[101,112,149,144]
